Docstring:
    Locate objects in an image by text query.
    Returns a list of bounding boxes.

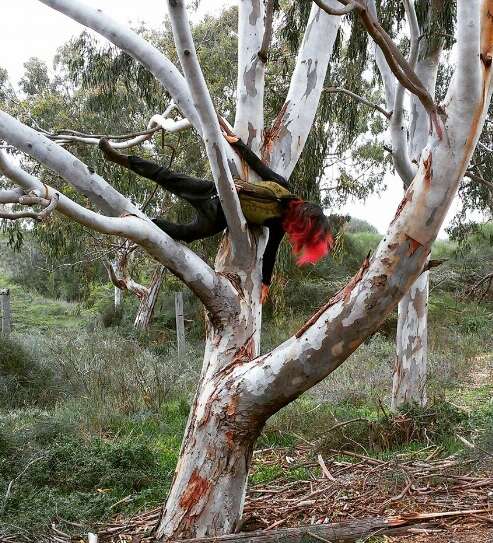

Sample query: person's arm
[261,220,285,302]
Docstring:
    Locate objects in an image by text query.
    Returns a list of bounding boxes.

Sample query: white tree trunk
[134,265,165,330]
[392,270,429,409]
[156,233,265,539]
[393,12,443,410]
[114,286,123,311]
[1,2,491,542]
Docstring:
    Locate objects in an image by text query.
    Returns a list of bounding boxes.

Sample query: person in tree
[99,132,334,302]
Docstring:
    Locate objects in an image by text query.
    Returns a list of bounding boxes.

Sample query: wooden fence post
[0,288,11,336]
[175,292,185,358]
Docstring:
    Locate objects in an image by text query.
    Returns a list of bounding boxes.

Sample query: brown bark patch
[225,430,235,449]
[423,152,433,185]
[179,469,210,511]
[405,235,423,257]
[226,394,240,417]
[262,101,289,162]
[371,274,387,289]
[390,195,409,225]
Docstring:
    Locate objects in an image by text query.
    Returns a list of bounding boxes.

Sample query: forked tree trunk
[134,265,164,329]
[392,270,429,409]
[156,234,266,539]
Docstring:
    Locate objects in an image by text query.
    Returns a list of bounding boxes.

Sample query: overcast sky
[1,1,462,235]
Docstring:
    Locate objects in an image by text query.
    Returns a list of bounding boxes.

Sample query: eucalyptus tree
[0,0,492,540]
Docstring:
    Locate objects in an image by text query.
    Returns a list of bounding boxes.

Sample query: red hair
[282,200,334,265]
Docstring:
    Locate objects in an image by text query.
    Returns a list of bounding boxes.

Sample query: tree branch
[324,86,392,118]
[408,3,444,165]
[166,0,249,256]
[268,3,341,178]
[312,0,356,16]
[46,107,191,149]
[390,0,420,188]
[0,149,240,320]
[234,0,268,154]
[0,190,59,221]
[37,0,202,133]
[0,110,142,218]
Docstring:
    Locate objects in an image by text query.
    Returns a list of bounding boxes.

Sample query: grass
[0,272,88,333]
[0,229,492,539]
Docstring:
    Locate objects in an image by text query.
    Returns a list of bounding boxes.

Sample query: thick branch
[324,86,392,118]
[234,0,267,154]
[166,0,249,254]
[37,0,201,132]
[0,150,240,320]
[312,0,356,16]
[268,3,341,178]
[390,0,420,188]
[0,110,142,218]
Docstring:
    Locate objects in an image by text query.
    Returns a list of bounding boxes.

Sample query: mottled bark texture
[393,271,429,409]
[1,1,491,541]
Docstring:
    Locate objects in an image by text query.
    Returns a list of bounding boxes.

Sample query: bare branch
[234,0,268,154]
[0,190,59,221]
[324,86,392,118]
[0,110,142,218]
[390,0,420,188]
[166,0,249,255]
[46,104,191,149]
[312,0,356,16]
[268,3,341,178]
[104,242,149,300]
[37,0,202,132]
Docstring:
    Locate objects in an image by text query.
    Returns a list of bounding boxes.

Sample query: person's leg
[153,211,226,243]
[99,138,216,204]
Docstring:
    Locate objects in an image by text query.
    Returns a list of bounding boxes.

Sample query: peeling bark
[134,265,165,330]
[392,271,429,409]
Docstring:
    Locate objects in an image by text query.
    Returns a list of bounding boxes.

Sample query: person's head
[282,200,334,265]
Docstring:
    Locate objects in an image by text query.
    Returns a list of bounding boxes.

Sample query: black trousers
[129,156,227,242]
[127,140,290,286]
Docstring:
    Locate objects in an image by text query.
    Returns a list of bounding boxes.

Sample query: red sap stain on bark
[390,195,409,225]
[226,394,240,417]
[179,469,210,511]
[405,235,423,256]
[295,254,370,338]
[225,430,235,449]
[423,153,433,185]
[261,101,289,162]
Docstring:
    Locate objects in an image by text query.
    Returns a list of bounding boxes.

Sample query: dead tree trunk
[0,289,11,335]
[134,265,165,330]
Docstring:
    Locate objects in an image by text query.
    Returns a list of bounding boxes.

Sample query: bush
[0,336,54,408]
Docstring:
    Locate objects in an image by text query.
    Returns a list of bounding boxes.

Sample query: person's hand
[260,284,269,304]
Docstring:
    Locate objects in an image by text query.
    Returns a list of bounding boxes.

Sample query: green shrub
[0,336,54,408]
